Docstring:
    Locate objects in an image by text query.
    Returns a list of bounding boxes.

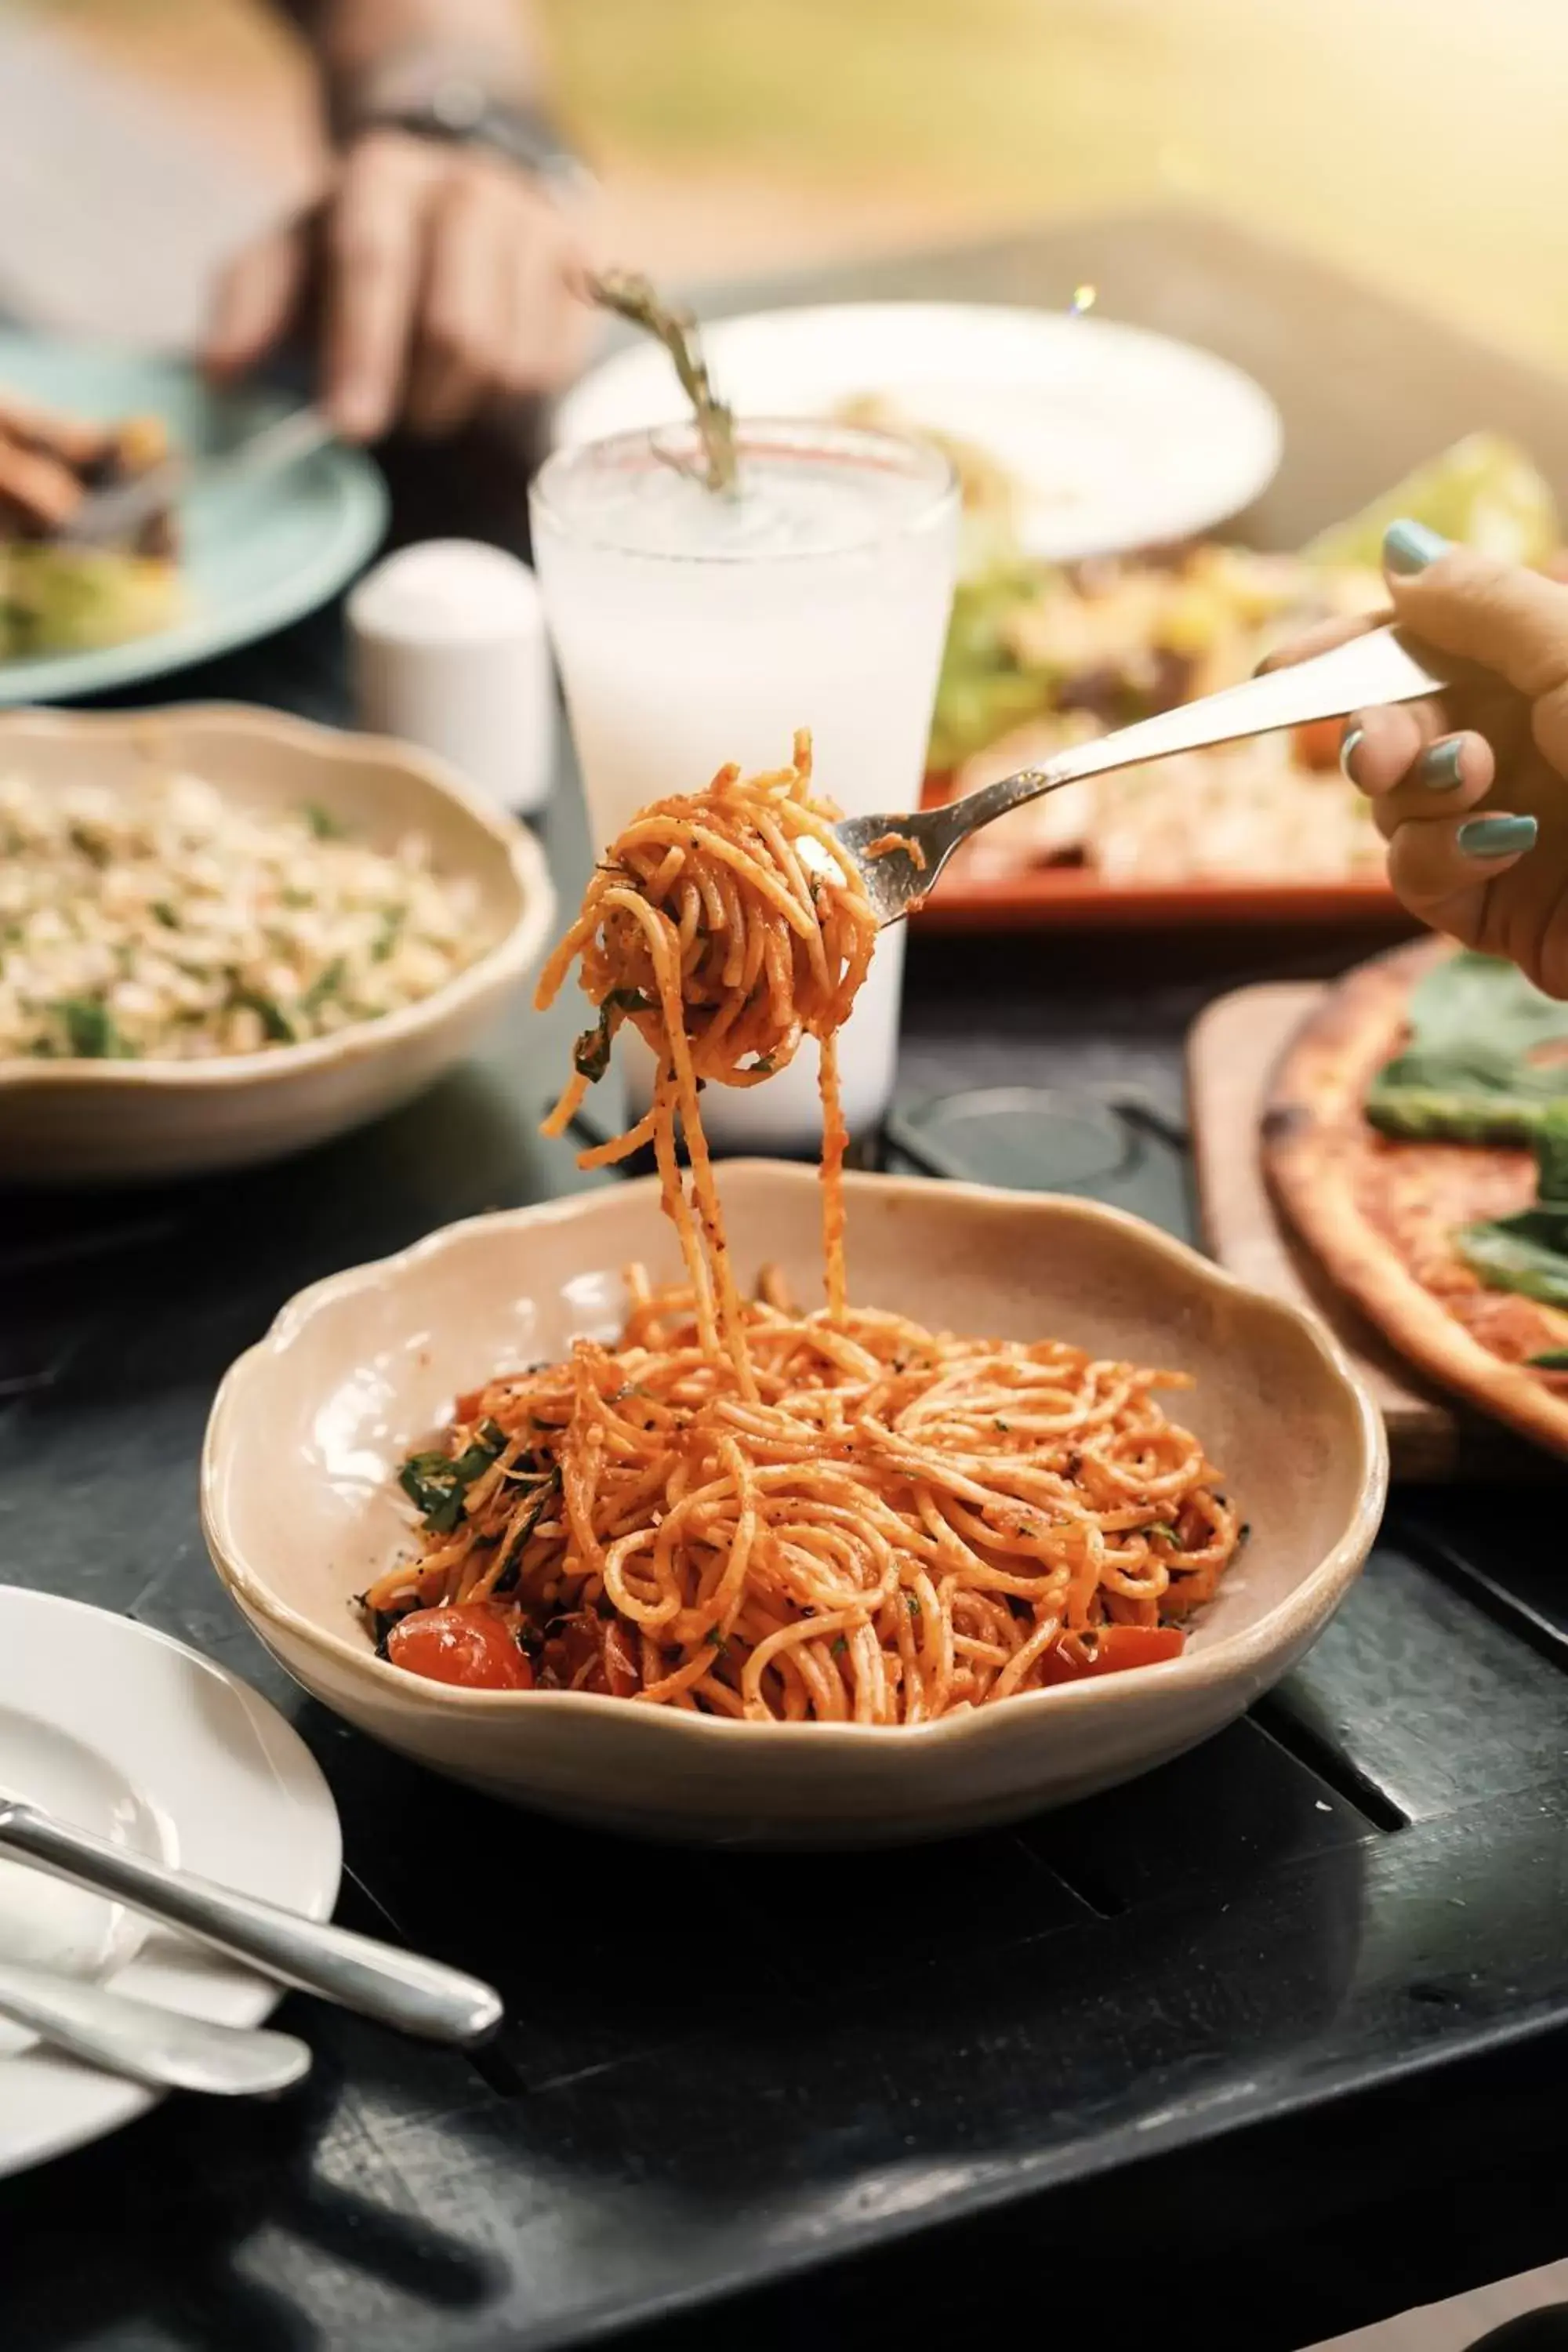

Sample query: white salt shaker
[347,539,555,814]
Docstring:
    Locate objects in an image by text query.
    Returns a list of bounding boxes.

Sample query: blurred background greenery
[26,0,1568,372]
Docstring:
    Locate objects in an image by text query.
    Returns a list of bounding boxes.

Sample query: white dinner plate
[0,1587,340,2178]
[554,300,1283,562]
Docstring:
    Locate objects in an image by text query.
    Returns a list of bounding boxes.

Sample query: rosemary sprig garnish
[587,269,738,495]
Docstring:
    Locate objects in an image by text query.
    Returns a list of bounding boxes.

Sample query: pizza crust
[1265,937,1568,1459]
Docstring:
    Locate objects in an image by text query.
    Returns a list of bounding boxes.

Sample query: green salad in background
[927,431,1562,780]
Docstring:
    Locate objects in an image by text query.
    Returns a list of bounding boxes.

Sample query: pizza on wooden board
[1265,936,1568,1458]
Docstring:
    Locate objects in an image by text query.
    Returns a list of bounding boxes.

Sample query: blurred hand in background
[205,0,594,441]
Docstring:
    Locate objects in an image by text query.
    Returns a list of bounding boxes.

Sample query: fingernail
[1417,739,1466,791]
[1457,813,1537,859]
[1340,724,1366,780]
[1384,518,1451,575]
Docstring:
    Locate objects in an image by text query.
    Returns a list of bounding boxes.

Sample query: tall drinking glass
[530,419,959,1149]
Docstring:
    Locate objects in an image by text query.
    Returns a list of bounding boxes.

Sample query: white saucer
[0,1587,340,2178]
[554,300,1284,563]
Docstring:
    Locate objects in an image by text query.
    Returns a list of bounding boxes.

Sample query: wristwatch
[335,45,594,202]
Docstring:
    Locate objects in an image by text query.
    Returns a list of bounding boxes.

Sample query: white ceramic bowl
[201,1165,1387,1847]
[0,702,555,1184]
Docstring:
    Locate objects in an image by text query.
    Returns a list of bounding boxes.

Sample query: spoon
[0,1960,310,2096]
[0,1798,502,2046]
[832,622,1450,925]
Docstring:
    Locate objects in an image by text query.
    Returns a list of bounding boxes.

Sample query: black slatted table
[3,213,1566,2352]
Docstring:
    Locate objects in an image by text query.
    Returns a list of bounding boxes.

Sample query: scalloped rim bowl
[201,1165,1387,1847]
[0,702,555,1182]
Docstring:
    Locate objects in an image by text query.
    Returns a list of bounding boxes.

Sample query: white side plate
[0,1588,339,2178]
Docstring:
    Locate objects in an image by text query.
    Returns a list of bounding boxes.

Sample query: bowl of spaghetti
[202,734,1385,1845]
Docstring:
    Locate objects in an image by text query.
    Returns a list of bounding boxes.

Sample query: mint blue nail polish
[1457,813,1537,858]
[1418,739,1465,791]
[1384,517,1451,575]
[1340,724,1365,779]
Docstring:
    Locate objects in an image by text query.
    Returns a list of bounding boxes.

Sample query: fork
[832,622,1450,926]
[59,406,334,548]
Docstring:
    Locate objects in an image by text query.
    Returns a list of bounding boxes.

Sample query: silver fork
[59,406,334,547]
[833,622,1450,925]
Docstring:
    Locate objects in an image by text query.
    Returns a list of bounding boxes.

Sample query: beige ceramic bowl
[202,1164,1386,1846]
[0,702,554,1183]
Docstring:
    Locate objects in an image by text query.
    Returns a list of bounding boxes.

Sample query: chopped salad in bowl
[0,768,481,1065]
[0,702,553,1182]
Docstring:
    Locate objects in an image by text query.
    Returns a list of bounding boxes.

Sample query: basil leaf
[572,988,649,1084]
[1456,1215,1568,1308]
[232,989,296,1044]
[299,956,346,1016]
[397,1454,464,1533]
[372,906,405,961]
[1454,1101,1568,1307]
[397,1421,507,1535]
[1367,951,1568,1142]
[491,1465,563,1592]
[354,1595,404,1658]
[56,997,129,1059]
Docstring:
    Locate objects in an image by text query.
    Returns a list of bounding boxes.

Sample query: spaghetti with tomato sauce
[360,733,1240,1716]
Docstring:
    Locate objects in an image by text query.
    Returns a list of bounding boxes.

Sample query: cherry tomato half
[1039,1624,1185,1687]
[385,1603,535,1692]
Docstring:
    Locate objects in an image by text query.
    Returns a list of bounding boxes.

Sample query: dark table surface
[4,211,1568,2352]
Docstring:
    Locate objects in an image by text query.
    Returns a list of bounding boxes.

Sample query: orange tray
[910,866,1407,932]
[909,768,1409,931]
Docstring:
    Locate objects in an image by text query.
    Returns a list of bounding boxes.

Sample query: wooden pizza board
[1188,982,1549,1482]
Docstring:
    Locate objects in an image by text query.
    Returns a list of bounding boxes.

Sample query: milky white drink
[530,420,959,1148]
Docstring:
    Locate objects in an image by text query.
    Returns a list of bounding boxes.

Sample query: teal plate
[0,332,387,704]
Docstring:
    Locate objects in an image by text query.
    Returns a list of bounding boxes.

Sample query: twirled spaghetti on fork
[360,732,1240,1716]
